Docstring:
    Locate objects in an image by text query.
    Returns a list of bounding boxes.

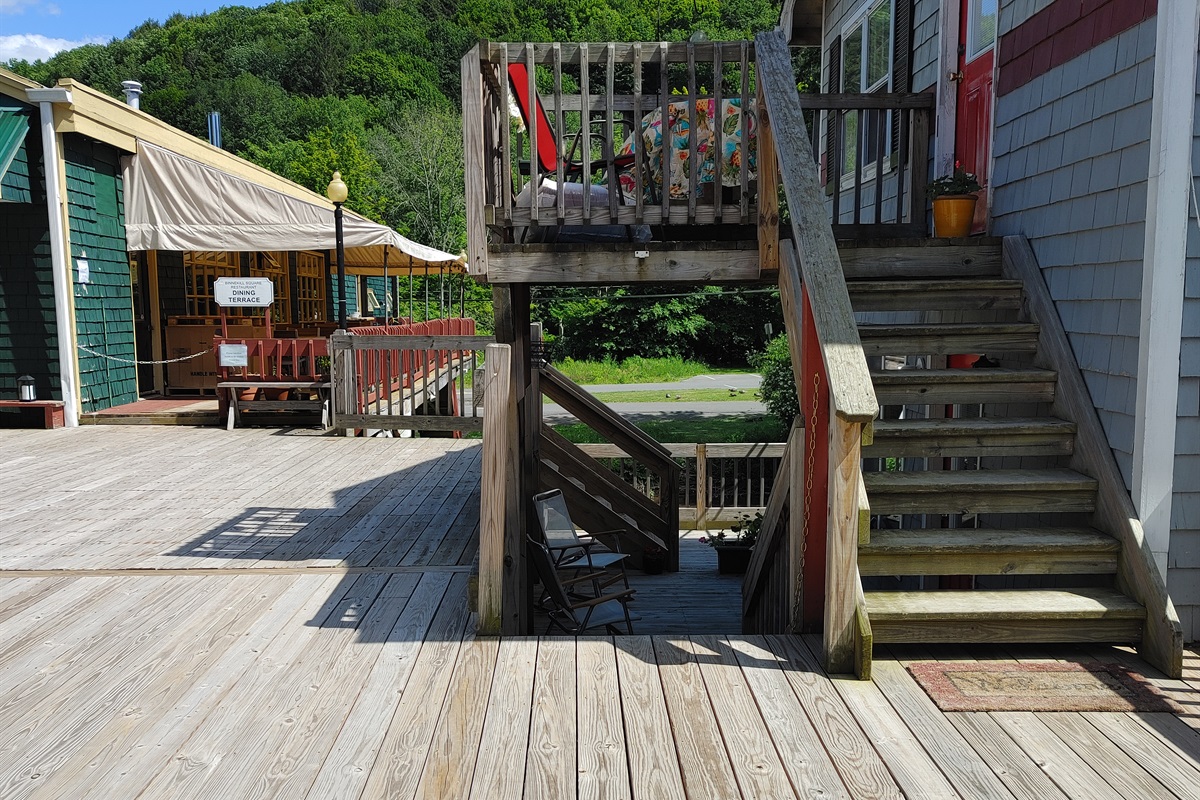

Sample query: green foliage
[699,511,763,548]
[751,334,800,425]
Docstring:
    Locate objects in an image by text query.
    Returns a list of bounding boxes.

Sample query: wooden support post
[330,330,355,436]
[479,343,521,635]
[824,411,862,674]
[695,442,708,530]
[756,82,780,276]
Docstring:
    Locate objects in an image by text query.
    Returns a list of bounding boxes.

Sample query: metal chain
[790,371,820,633]
[76,344,211,366]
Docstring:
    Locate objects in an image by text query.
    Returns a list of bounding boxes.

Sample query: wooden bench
[217,381,331,430]
[0,399,66,429]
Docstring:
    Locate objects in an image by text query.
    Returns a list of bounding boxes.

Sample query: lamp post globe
[326,171,349,329]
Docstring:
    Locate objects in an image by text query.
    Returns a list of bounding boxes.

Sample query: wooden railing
[213,336,329,383]
[800,92,933,238]
[538,363,680,568]
[461,40,760,273]
[576,441,784,526]
[744,31,879,676]
[329,318,492,434]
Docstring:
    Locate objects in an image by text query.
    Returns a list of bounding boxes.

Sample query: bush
[751,334,799,425]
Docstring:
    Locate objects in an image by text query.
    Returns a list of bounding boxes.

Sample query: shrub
[751,333,799,425]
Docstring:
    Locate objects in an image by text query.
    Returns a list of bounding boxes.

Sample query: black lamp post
[326,171,349,330]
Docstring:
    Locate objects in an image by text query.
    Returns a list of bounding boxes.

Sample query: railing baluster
[874,107,885,226]
[739,41,750,224]
[633,42,644,224]
[499,45,513,223]
[898,107,908,225]
[852,110,862,226]
[713,42,724,223]
[660,40,670,224]
[580,42,591,225]
[687,40,697,224]
[606,43,617,223]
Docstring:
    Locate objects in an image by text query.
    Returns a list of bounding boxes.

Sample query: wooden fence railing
[329,318,492,434]
[745,31,879,676]
[214,336,329,383]
[575,441,784,526]
[799,92,933,238]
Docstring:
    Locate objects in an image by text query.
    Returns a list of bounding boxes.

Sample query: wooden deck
[0,427,1197,798]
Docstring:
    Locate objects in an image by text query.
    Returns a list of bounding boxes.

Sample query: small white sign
[218,343,249,367]
[76,251,89,284]
[214,277,274,307]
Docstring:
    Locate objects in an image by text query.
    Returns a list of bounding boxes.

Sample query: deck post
[824,410,862,674]
[479,342,521,634]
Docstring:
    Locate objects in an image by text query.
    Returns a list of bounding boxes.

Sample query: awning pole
[382,246,389,324]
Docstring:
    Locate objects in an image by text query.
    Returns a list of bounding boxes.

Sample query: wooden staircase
[534,363,678,569]
[845,240,1179,663]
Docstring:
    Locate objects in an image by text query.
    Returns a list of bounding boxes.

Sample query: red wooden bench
[0,399,65,429]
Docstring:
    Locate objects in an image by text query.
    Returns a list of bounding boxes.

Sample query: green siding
[64,134,136,412]
[0,124,58,402]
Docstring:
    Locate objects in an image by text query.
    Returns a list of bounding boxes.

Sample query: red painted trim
[996,0,1157,96]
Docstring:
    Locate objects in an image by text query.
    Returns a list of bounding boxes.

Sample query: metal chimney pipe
[121,80,142,109]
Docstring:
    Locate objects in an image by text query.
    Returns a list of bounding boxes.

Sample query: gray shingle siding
[1000,0,1056,35]
[912,0,939,91]
[991,17,1158,484]
[1176,59,1200,639]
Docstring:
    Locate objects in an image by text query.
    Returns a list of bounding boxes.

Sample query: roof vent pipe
[121,80,142,110]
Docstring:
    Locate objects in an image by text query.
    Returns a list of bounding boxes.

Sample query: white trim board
[1132,0,1200,578]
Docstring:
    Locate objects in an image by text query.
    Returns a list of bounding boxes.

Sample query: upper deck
[461,39,934,285]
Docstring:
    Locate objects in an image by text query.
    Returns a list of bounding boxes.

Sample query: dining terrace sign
[214,277,274,308]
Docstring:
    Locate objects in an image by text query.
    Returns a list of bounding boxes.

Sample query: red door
[954,0,996,231]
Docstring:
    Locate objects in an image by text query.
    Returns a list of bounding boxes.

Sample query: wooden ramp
[0,428,1197,798]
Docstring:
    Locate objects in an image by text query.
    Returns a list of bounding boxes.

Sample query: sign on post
[214,277,274,307]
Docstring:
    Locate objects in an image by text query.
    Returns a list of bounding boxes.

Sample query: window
[967,0,998,60]
[296,251,326,322]
[840,0,893,178]
[183,251,239,317]
[251,251,290,324]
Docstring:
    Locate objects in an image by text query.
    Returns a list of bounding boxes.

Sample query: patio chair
[527,536,635,635]
[532,488,631,593]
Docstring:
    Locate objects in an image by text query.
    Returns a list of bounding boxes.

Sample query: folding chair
[527,537,635,635]
[532,488,631,594]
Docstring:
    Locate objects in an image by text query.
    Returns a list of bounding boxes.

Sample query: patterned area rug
[908,661,1185,713]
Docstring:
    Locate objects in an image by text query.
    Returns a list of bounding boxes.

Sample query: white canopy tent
[122,140,462,273]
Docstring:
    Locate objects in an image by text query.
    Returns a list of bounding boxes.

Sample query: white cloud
[0,33,107,62]
[0,0,39,13]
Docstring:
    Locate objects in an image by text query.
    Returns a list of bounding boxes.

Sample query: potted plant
[642,544,668,575]
[699,511,763,574]
[929,162,982,237]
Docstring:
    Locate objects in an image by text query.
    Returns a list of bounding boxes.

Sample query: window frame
[837,0,895,187]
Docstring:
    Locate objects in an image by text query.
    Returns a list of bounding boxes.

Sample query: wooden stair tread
[848,278,1024,311]
[861,527,1119,555]
[870,367,1056,385]
[870,417,1075,437]
[858,322,1039,337]
[864,468,1096,494]
[847,278,1022,292]
[864,588,1144,621]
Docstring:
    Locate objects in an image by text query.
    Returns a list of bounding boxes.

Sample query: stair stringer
[1002,235,1183,678]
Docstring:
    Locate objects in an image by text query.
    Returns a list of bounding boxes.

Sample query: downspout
[1132,1,1200,578]
[25,87,79,427]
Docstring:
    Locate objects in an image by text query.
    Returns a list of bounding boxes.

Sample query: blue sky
[0,0,267,62]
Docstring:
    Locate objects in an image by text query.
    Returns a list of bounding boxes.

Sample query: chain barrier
[77,344,211,366]
[789,370,820,633]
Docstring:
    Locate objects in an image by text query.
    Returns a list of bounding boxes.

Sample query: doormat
[907,661,1185,713]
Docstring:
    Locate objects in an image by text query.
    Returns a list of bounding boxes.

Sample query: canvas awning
[122,141,462,272]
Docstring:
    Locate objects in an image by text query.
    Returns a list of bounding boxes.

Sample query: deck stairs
[843,239,1160,649]
[533,363,678,569]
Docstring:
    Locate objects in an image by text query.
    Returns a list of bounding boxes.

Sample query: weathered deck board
[0,428,1195,800]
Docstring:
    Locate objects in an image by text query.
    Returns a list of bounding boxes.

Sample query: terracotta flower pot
[932,195,978,238]
[238,387,259,402]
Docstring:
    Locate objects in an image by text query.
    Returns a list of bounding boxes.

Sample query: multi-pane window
[968,0,998,60]
[840,0,893,177]
[250,251,291,324]
[183,251,239,317]
[296,251,326,322]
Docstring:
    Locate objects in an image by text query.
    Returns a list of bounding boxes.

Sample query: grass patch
[553,414,787,444]
[573,388,758,403]
[552,356,740,385]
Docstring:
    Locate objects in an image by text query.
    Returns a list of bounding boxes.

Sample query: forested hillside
[6,0,791,365]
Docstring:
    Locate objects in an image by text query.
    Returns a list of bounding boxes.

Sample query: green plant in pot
[700,511,763,574]
[929,163,982,237]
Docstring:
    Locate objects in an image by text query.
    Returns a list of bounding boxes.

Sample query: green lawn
[552,414,786,444]
[551,356,743,385]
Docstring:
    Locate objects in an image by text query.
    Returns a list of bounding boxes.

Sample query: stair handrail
[756,30,877,425]
[756,30,878,675]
